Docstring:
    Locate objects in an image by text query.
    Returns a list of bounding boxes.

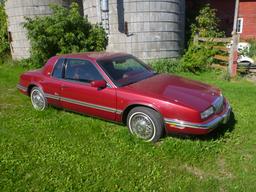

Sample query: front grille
[212,96,224,114]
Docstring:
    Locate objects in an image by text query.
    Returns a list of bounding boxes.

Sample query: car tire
[30,87,47,111]
[127,107,164,142]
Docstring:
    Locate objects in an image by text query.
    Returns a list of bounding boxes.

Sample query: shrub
[181,4,224,72]
[149,59,181,73]
[0,2,10,58]
[24,2,108,67]
[191,4,225,38]
[180,44,217,73]
[247,39,256,61]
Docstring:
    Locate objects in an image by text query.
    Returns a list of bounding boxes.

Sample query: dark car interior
[65,59,103,83]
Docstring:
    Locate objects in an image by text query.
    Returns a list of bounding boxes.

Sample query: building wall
[239,0,256,39]
[6,0,185,60]
[82,0,101,24]
[83,0,186,61]
[5,0,70,60]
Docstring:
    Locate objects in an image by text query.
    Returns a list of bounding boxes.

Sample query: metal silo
[5,0,70,60]
[83,0,185,61]
[82,0,101,24]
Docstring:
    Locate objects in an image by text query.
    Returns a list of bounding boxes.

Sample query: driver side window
[65,59,103,83]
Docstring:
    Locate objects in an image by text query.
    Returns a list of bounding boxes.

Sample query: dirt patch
[183,164,209,180]
[182,161,234,181]
[217,158,234,179]
[246,74,256,84]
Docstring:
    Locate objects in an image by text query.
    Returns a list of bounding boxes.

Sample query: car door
[43,58,65,107]
[60,58,117,121]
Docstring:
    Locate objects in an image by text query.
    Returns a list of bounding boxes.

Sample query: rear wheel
[30,87,47,111]
[127,107,164,142]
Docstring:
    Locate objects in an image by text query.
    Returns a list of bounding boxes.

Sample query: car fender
[121,101,163,123]
[238,55,254,64]
[27,81,45,96]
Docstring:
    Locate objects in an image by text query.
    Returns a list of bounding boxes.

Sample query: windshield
[97,55,155,87]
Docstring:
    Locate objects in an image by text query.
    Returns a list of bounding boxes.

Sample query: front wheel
[30,87,47,111]
[127,107,164,142]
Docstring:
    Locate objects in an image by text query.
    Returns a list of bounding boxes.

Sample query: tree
[0,2,10,57]
[24,2,108,67]
[191,4,224,38]
[181,4,224,72]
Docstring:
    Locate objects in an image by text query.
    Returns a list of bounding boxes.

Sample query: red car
[17,52,231,142]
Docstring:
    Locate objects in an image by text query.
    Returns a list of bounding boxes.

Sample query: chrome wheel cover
[31,89,46,111]
[129,112,156,141]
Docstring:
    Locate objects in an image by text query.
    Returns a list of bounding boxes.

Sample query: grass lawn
[0,62,256,191]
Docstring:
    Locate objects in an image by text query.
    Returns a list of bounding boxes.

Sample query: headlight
[201,106,214,119]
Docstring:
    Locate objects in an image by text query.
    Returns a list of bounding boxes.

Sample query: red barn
[186,0,256,39]
[238,0,256,39]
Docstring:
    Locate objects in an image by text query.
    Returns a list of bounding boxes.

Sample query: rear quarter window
[52,58,64,78]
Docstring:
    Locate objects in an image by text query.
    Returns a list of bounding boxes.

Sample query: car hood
[125,74,220,111]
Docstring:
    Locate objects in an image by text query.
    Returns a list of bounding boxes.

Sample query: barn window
[236,18,243,33]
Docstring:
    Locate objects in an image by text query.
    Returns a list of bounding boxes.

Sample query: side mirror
[90,80,107,90]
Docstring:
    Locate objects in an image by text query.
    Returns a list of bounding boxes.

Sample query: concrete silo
[83,0,185,61]
[5,0,70,60]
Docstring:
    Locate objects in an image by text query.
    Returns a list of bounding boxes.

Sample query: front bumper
[17,84,28,92]
[17,84,28,95]
[164,104,231,135]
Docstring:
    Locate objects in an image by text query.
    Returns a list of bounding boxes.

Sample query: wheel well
[27,84,36,96]
[122,104,159,125]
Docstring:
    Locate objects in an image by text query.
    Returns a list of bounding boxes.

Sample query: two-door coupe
[17,52,231,142]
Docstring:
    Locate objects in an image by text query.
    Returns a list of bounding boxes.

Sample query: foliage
[16,57,34,69]
[86,25,108,52]
[181,43,217,73]
[149,58,182,73]
[24,2,107,67]
[180,4,225,73]
[246,39,256,60]
[191,4,225,38]
[1,62,256,191]
[0,2,10,58]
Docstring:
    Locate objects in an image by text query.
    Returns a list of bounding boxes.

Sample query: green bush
[181,4,224,73]
[191,4,225,38]
[24,2,108,67]
[247,39,256,61]
[180,44,217,73]
[0,2,10,58]
[149,59,181,73]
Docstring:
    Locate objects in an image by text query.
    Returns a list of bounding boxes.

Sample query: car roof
[57,52,129,61]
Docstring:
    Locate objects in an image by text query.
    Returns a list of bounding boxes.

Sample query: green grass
[1,63,256,191]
